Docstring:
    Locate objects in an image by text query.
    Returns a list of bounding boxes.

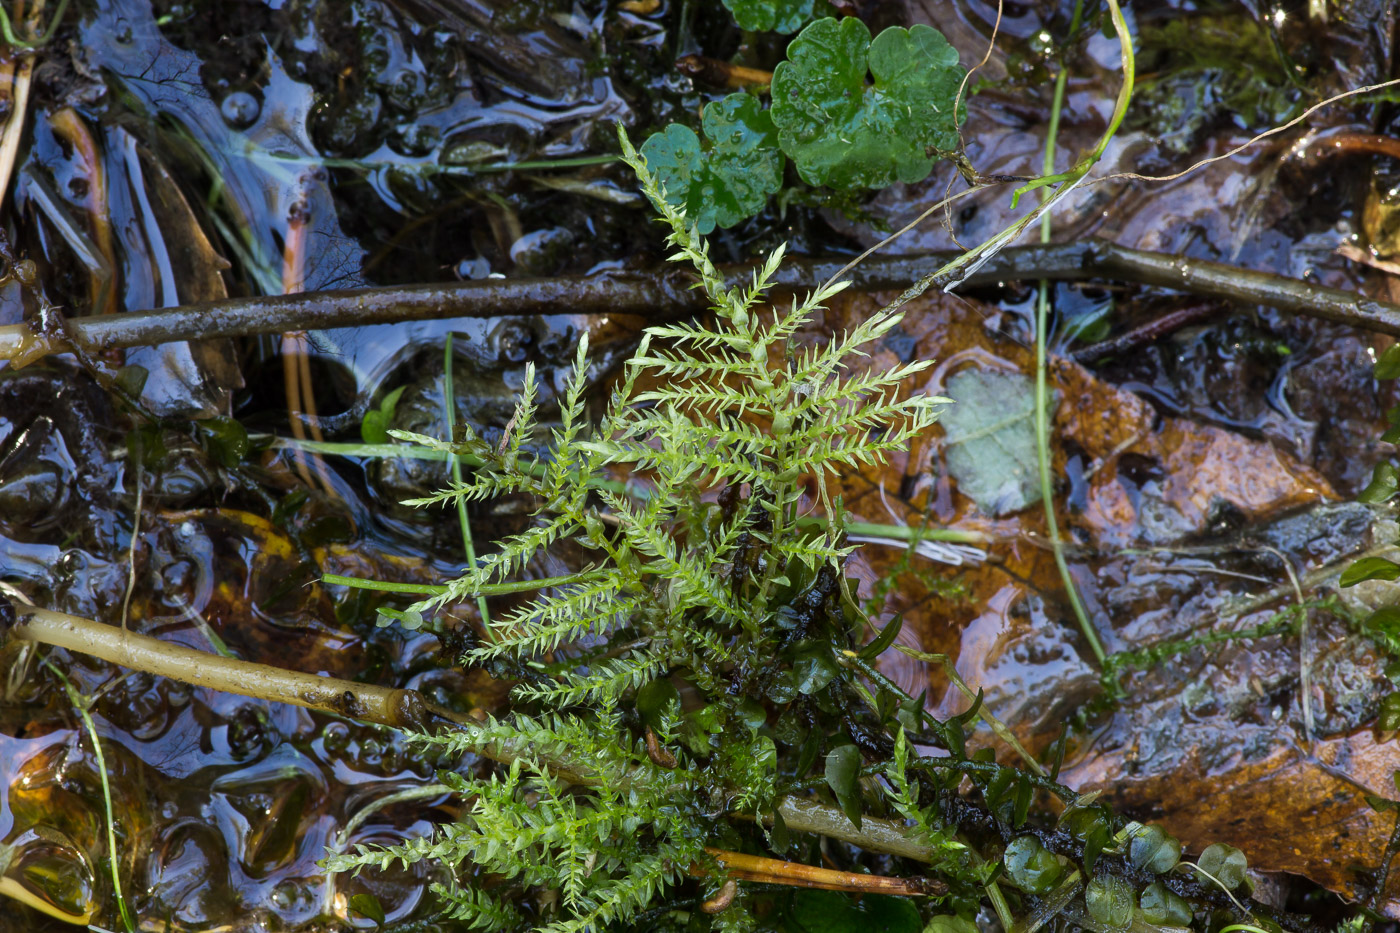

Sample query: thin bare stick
[953,0,1002,143]
[819,186,982,292]
[1103,76,1400,185]
[8,239,1399,365]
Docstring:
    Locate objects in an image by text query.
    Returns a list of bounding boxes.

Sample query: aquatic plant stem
[0,0,40,218]
[697,848,940,896]
[10,605,439,728]
[321,570,603,597]
[0,876,91,926]
[443,334,492,635]
[1035,0,1106,667]
[45,662,136,933]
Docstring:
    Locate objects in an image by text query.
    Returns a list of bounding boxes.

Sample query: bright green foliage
[640,93,783,234]
[1003,836,1063,894]
[325,710,704,932]
[1085,875,1135,930]
[824,744,864,829]
[770,17,965,189]
[1357,462,1400,504]
[722,0,818,33]
[1380,692,1400,730]
[328,125,945,932]
[883,730,987,884]
[360,384,406,444]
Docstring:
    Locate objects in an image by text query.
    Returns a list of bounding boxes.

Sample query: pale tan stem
[0,875,91,926]
[9,605,430,728]
[698,847,943,896]
[0,0,41,217]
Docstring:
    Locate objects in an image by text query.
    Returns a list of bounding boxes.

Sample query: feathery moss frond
[326,123,948,933]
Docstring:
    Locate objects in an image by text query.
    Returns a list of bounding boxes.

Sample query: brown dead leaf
[787,288,1391,908]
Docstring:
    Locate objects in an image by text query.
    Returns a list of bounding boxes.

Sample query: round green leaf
[770,17,965,189]
[1138,881,1192,926]
[1085,875,1134,930]
[1379,692,1400,732]
[1376,343,1400,379]
[640,93,783,234]
[792,641,839,694]
[197,415,250,468]
[1003,835,1063,894]
[1195,842,1248,890]
[349,892,386,925]
[1126,823,1181,874]
[1357,462,1400,504]
[923,917,979,933]
[722,0,817,33]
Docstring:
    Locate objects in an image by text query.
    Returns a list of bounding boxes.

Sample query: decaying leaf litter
[3,0,1400,930]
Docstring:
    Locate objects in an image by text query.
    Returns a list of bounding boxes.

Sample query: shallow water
[3,0,1399,928]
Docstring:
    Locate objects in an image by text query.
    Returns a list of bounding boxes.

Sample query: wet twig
[4,239,1400,364]
[1070,300,1221,362]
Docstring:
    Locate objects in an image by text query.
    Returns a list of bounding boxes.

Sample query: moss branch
[5,240,1400,364]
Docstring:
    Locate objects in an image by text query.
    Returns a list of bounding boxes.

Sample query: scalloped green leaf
[722,0,818,33]
[770,17,965,189]
[640,93,783,234]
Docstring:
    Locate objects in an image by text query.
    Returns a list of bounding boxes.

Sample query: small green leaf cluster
[721,0,822,34]
[326,708,706,932]
[642,16,966,231]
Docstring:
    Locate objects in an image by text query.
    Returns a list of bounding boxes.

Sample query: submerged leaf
[349,892,386,925]
[941,370,1051,515]
[640,93,783,234]
[770,17,965,189]
[1194,843,1249,891]
[1085,875,1134,930]
[824,744,864,829]
[1003,835,1063,894]
[789,889,921,933]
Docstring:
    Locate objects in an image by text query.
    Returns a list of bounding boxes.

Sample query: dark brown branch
[3,238,1398,365]
[1070,301,1220,362]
